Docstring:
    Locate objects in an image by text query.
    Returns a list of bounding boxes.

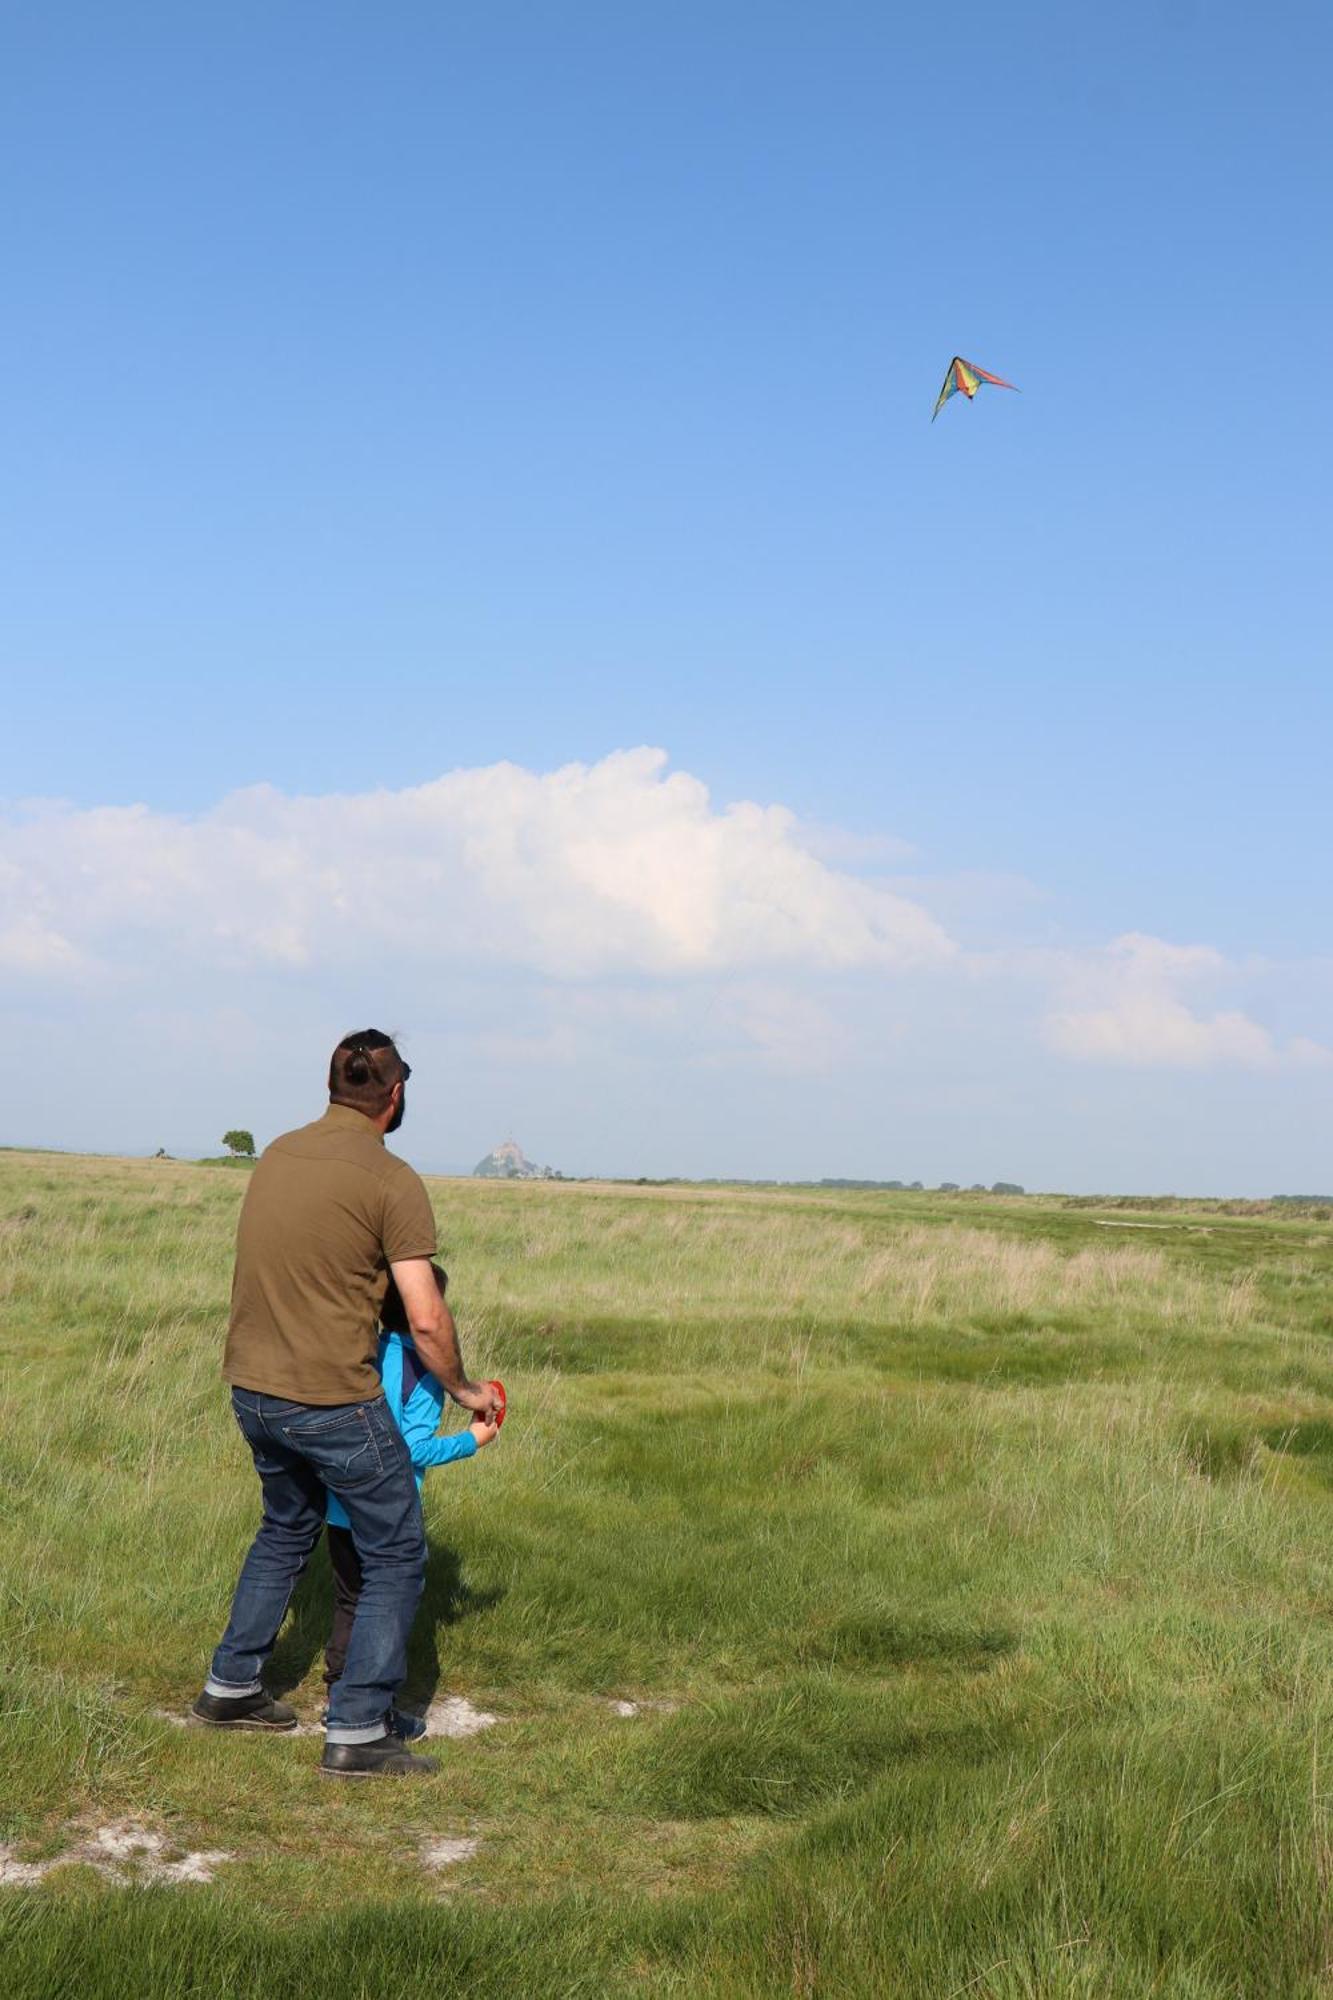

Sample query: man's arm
[388,1259,499,1418]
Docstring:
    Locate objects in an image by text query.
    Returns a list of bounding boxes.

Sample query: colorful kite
[932,356,1019,421]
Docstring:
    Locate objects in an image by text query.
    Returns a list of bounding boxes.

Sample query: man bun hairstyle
[328,1029,410,1118]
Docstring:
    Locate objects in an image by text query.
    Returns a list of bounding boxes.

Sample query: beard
[386,1086,406,1134]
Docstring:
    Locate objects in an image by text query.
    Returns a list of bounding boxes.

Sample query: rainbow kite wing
[932,356,1019,421]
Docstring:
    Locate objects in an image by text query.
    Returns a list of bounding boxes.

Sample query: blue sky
[2,2,1330,1189]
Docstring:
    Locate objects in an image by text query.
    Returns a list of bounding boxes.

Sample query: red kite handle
[487,1379,507,1430]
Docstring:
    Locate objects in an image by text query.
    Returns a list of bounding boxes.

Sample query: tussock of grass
[3,1154,1333,1994]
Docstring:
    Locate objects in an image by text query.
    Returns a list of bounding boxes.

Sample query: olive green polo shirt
[222,1104,438,1405]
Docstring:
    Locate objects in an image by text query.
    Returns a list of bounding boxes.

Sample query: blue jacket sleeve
[395,1367,479,1471]
[415,1429,479,1468]
[382,1335,480,1473]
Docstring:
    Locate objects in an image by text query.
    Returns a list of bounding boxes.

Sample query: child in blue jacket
[323,1265,498,1733]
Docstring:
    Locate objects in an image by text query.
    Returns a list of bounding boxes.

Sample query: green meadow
[3,1150,1333,1997]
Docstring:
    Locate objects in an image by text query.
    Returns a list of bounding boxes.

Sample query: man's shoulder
[381,1144,429,1188]
[263,1116,330,1155]
[265,1113,399,1181]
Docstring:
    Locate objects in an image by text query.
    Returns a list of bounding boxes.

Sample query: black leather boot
[190,1689,298,1731]
[320,1735,439,1778]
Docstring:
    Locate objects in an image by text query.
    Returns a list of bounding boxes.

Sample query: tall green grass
[2,1153,1333,1995]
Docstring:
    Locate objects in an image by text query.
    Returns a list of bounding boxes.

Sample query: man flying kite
[932,356,1019,421]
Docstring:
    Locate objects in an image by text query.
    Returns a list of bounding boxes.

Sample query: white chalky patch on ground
[607,1697,680,1717]
[611,1699,640,1716]
[83,1823,234,1884]
[421,1696,498,1738]
[0,1846,49,1886]
[156,1851,233,1884]
[0,1824,233,1889]
[421,1837,480,1870]
[92,1823,167,1860]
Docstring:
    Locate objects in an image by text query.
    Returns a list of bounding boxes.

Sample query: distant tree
[908,1181,924,1191]
[222,1130,256,1158]
[938,1182,960,1192]
[991,1181,1024,1196]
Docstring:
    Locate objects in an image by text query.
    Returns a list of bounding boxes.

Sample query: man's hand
[453,1379,502,1421]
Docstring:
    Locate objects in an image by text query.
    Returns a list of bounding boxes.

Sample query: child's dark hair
[380,1262,447,1333]
[328,1029,410,1119]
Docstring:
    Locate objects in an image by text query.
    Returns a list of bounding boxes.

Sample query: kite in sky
[932,356,1019,421]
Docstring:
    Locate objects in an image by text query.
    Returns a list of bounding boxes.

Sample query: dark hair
[380,1262,447,1334]
[328,1029,411,1118]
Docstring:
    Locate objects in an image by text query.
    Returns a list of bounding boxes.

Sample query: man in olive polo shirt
[192,1030,498,1778]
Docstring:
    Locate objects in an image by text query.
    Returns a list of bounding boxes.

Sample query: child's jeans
[323,1524,363,1687]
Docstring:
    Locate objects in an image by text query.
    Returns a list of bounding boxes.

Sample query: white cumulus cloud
[1044,932,1332,1070]
[0,749,954,983]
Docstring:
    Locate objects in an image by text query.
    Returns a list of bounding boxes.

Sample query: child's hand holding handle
[468,1380,507,1450]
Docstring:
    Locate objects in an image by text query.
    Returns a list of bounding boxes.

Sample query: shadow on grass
[1181,1419,1257,1481]
[886,1326,1146,1386]
[265,1537,505,1705]
[1256,1417,1333,1492]
[635,1679,1024,1820]
[1261,1417,1333,1459]
[408,1550,506,1709]
[1183,1416,1333,1488]
[795,1613,1018,1672]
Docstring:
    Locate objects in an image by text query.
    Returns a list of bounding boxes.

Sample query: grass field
[3,1151,1333,1996]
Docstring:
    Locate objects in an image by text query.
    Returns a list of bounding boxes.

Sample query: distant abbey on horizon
[472,1138,563,1181]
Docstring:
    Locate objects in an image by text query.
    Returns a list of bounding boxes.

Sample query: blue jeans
[207,1390,426,1744]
